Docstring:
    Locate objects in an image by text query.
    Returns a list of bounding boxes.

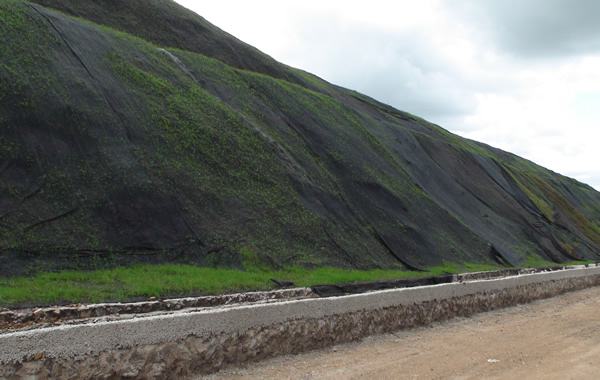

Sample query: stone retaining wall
[2,266,600,379]
[0,288,315,331]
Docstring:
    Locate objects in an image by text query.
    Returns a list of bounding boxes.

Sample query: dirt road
[210,286,600,379]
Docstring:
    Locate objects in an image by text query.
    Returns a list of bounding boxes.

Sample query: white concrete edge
[2,266,600,363]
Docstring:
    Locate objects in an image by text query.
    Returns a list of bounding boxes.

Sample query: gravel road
[210,286,600,380]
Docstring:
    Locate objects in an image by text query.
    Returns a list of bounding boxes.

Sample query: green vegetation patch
[0,263,507,307]
[522,256,594,269]
[2,258,595,308]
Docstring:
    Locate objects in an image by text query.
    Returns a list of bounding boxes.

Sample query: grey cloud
[457,0,600,58]
[348,67,476,120]
[284,15,477,121]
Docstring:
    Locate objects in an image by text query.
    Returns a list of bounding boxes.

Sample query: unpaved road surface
[210,286,600,380]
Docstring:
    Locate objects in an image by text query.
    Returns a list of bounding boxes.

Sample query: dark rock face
[29,0,310,87]
[1,0,599,274]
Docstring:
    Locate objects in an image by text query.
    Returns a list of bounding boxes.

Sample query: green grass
[0,263,507,308]
[2,258,596,308]
[4,257,596,308]
[522,256,595,269]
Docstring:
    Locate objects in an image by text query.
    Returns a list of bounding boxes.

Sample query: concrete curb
[2,265,600,378]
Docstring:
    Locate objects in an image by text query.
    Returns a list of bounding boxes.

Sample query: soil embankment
[214,285,600,379]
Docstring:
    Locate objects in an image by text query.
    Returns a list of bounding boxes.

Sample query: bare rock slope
[1,0,600,275]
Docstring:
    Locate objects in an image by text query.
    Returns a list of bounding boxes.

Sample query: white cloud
[176,0,600,190]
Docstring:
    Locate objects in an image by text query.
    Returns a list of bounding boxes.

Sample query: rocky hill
[1,0,600,275]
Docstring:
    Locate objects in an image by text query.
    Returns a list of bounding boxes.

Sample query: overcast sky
[176,0,600,190]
